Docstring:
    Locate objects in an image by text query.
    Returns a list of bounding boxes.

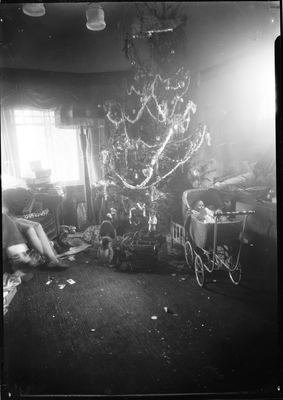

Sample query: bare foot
[47,259,69,269]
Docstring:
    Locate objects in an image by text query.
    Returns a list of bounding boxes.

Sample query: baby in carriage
[191,200,228,223]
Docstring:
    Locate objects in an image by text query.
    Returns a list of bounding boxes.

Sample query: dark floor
[2,239,282,399]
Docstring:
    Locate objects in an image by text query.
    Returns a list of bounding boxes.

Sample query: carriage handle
[214,210,255,217]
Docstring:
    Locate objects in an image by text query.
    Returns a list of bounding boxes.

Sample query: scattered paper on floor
[58,243,92,258]
[58,284,66,289]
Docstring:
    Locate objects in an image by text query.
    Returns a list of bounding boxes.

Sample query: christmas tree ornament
[148,210,157,232]
[205,129,212,146]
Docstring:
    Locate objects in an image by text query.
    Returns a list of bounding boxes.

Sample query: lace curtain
[1,109,20,178]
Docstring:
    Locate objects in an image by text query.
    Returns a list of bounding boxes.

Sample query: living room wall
[186,43,277,185]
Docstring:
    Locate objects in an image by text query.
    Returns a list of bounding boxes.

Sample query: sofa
[2,187,62,240]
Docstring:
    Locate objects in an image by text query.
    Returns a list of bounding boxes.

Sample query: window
[13,109,83,184]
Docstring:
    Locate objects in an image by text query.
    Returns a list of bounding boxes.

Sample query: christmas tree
[96,3,209,232]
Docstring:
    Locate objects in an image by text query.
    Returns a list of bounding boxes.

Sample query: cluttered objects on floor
[3,270,33,315]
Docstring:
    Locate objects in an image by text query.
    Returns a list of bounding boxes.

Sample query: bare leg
[26,224,58,263]
[12,218,68,268]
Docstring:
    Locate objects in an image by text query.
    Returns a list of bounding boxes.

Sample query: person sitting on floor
[2,208,68,269]
[97,237,114,266]
[3,211,37,270]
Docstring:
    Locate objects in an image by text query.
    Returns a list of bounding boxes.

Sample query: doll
[148,210,157,232]
[97,237,114,265]
[192,200,228,223]
[191,200,215,223]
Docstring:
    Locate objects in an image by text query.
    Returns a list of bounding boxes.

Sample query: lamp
[86,4,106,31]
[22,3,46,17]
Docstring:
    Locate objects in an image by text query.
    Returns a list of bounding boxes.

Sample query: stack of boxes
[22,161,63,195]
[22,168,52,187]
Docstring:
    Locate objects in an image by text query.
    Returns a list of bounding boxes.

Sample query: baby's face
[196,201,204,211]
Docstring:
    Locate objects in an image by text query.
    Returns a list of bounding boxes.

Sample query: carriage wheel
[195,254,205,287]
[204,251,214,273]
[228,255,242,285]
[185,240,194,267]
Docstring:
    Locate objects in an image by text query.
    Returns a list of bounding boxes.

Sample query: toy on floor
[97,237,114,265]
[99,220,117,245]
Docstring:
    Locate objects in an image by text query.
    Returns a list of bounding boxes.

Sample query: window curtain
[1,69,69,182]
[1,109,21,178]
[76,121,107,225]
[1,69,104,202]
[1,68,134,223]
[78,127,94,224]
[86,123,107,224]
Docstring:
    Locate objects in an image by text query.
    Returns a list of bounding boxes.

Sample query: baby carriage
[171,188,255,287]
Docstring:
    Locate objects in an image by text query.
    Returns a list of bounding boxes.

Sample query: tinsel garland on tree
[95,69,209,230]
[95,3,211,232]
